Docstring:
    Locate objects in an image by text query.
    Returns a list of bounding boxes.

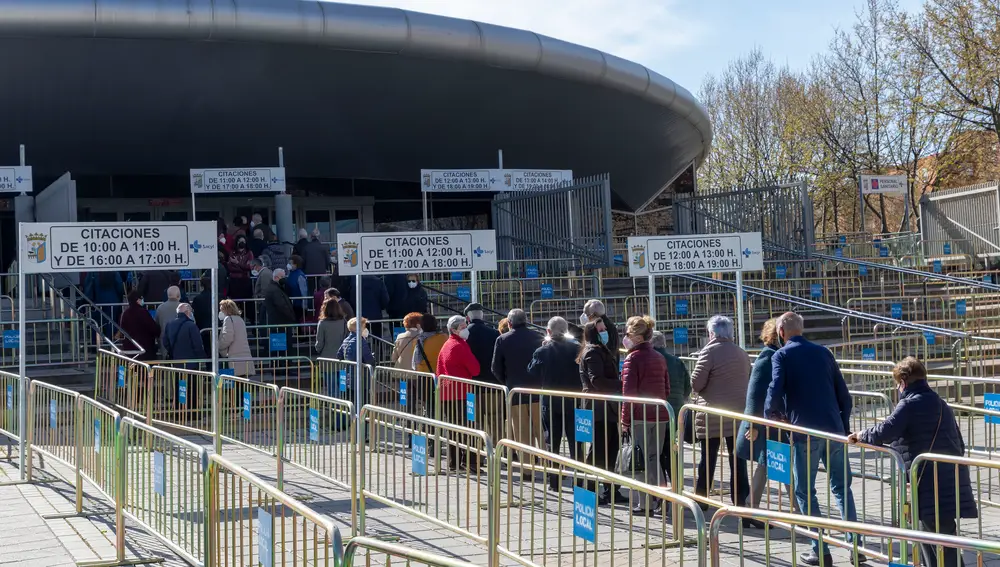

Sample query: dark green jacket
[653,346,691,417]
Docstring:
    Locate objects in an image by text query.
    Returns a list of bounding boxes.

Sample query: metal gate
[491,174,613,266]
[920,182,1000,258]
[673,180,814,254]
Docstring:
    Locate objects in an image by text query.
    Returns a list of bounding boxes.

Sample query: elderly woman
[578,320,625,504]
[390,312,424,370]
[218,299,255,376]
[582,299,620,365]
[437,314,481,471]
[849,357,976,567]
[690,315,752,519]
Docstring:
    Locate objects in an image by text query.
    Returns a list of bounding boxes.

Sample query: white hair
[547,316,569,336]
[706,315,734,340]
[584,299,606,318]
[467,310,484,321]
[447,314,467,334]
[777,312,804,335]
[298,228,308,239]
[253,228,264,239]
[176,302,192,315]
[272,268,286,280]
[252,213,263,223]
[166,286,181,300]
[507,308,527,327]
[650,330,667,349]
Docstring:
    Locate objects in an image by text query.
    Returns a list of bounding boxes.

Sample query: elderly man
[528,316,582,491]
[690,315,752,517]
[161,303,206,369]
[765,312,861,566]
[582,299,620,364]
[264,269,297,326]
[155,286,182,357]
[251,213,275,242]
[493,309,544,458]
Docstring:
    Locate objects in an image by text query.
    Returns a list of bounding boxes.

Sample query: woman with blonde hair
[218,299,255,376]
[390,312,424,370]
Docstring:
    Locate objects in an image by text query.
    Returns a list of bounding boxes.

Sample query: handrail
[809,250,1000,292]
[422,283,548,333]
[39,275,144,357]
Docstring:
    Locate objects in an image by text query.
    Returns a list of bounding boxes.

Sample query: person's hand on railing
[846,432,860,444]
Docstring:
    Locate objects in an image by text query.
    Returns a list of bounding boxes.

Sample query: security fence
[437,375,507,449]
[341,536,481,567]
[909,452,1000,543]
[0,370,20,443]
[94,349,152,421]
[149,366,216,435]
[219,375,279,458]
[370,365,437,418]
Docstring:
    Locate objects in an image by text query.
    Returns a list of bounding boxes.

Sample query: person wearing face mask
[263,269,297,326]
[249,228,267,258]
[650,330,692,488]
[251,258,272,322]
[577,320,625,505]
[191,276,215,353]
[436,315,481,471]
[390,312,424,370]
[581,299,620,366]
[227,235,255,313]
[119,290,160,361]
[337,318,376,408]
[162,303,206,369]
[284,255,309,323]
[400,274,429,316]
[218,299,255,376]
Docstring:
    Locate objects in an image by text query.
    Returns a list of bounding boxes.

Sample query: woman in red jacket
[119,290,160,361]
[620,315,671,515]
[436,314,481,471]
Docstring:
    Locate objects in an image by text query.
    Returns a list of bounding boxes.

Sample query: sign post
[17,221,218,476]
[627,232,764,349]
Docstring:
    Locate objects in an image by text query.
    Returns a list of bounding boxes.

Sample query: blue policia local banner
[573,487,597,542]
[766,440,791,484]
[574,409,594,443]
[412,435,428,475]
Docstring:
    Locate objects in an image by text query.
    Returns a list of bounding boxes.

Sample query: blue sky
[345,0,925,93]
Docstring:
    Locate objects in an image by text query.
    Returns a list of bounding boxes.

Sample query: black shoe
[853,554,869,565]
[799,552,833,567]
[741,518,765,529]
[631,503,661,516]
[698,501,710,512]
[598,491,631,506]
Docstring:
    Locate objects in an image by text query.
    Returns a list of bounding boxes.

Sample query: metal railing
[219,375,279,458]
[438,375,508,449]
[0,369,20,445]
[910,452,999,544]
[370,365,437,418]
[94,349,152,421]
[341,536,482,567]
[149,366,216,435]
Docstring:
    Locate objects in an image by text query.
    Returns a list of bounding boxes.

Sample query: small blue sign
[944,242,952,255]
[6,385,11,409]
[574,409,594,443]
[339,369,347,393]
[526,265,539,278]
[987,275,994,284]
[50,399,57,429]
[879,246,889,258]
[957,299,967,317]
[775,265,786,279]
[924,331,936,346]
[673,327,689,345]
[676,299,688,316]
[179,269,193,280]
[269,332,287,352]
[835,248,843,258]
[466,392,476,422]
[309,408,319,442]
[242,392,251,421]
[450,271,463,281]
[412,435,428,476]
[540,284,554,299]
[220,368,235,376]
[613,254,624,265]
[153,451,165,496]
[573,487,597,543]
[3,330,18,349]
[94,419,101,454]
[456,287,471,302]
[862,348,876,361]
[985,394,1000,424]
[839,235,847,243]
[810,283,822,299]
[400,381,408,407]
[766,440,792,484]
[178,379,188,405]
[891,303,902,319]
[117,365,126,388]
[933,260,942,274]
[393,326,405,338]
[258,508,273,567]
[873,238,881,245]
[859,264,868,276]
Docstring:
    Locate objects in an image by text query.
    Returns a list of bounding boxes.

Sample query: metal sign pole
[858,178,865,232]
[211,267,220,454]
[470,270,478,305]
[355,274,363,419]
[422,191,428,231]
[647,274,656,322]
[16,223,26,480]
[736,271,746,349]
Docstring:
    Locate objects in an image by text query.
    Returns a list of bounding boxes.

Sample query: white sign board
[420,169,572,192]
[860,175,907,195]
[0,166,32,193]
[19,222,218,274]
[189,168,286,194]
[627,232,764,277]
[337,230,498,275]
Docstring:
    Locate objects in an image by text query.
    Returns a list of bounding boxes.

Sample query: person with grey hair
[263,268,296,326]
[155,285,183,353]
[529,316,583,491]
[161,302,206,368]
[766,312,860,565]
[650,330,691,481]
[690,314,753,521]
[582,299,620,365]
[493,309,544,465]
[437,313,481,471]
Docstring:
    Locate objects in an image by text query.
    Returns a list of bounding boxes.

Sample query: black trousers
[919,517,963,567]
[543,403,578,487]
[696,436,750,506]
[581,418,620,495]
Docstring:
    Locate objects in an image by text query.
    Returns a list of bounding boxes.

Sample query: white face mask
[251,269,260,277]
[580,313,589,325]
[408,281,418,289]
[407,327,419,332]
[138,298,144,307]
[219,236,226,245]
[218,311,226,321]
[286,264,293,272]
[361,329,369,339]
[458,328,470,340]
[623,336,635,350]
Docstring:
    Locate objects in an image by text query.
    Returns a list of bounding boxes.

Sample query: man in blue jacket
[764,312,862,567]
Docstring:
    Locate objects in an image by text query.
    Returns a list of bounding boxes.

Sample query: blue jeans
[793,437,862,555]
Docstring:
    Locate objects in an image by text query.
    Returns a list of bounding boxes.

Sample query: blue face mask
[598,330,609,345]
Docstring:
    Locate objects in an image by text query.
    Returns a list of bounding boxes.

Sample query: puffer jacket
[690,337,750,439]
[857,380,977,522]
[620,341,670,428]
[436,334,480,401]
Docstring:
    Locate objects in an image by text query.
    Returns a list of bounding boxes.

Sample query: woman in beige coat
[689,315,752,517]
[390,312,424,370]
[218,299,256,377]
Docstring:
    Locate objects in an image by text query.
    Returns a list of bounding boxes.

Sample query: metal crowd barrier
[316,357,373,403]
[848,391,894,433]
[219,375,279,457]
[708,507,1000,567]
[910,452,1000,542]
[675,404,907,559]
[276,387,356,529]
[341,535,481,567]
[0,369,20,449]
[949,403,1000,459]
[149,354,316,391]
[120,417,209,566]
[358,405,494,557]
[149,365,216,435]
[208,453,339,566]
[438,375,507,450]
[26,381,79,485]
[77,396,120,509]
[0,317,95,368]
[371,365,437,419]
[94,349,152,421]
[505,387,676,492]
[493,439,706,567]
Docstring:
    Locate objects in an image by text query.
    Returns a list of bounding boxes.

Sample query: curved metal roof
[0,0,712,211]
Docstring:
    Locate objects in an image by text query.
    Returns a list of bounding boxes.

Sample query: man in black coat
[190,276,214,355]
[492,308,543,477]
[464,303,502,442]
